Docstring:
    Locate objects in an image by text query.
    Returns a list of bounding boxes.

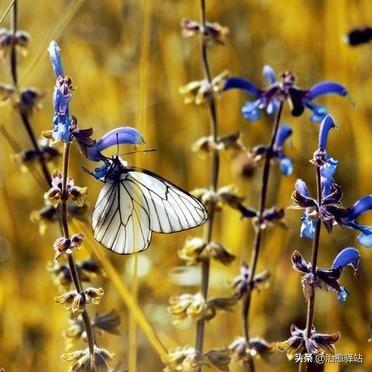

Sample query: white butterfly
[92,156,208,255]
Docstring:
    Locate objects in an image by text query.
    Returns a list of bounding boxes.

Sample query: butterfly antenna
[82,166,93,176]
[120,148,157,157]
[116,133,119,157]
[82,166,105,183]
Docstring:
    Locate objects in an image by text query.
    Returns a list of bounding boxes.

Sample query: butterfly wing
[92,178,152,254]
[124,169,208,233]
[92,168,208,255]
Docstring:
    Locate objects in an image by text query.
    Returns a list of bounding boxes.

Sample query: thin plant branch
[195,0,220,359]
[241,101,284,372]
[61,142,95,355]
[8,1,95,357]
[299,166,322,372]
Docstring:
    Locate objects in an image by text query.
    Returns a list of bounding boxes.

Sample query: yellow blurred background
[0,0,371,371]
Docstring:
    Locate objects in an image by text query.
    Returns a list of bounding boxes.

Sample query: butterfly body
[92,156,208,255]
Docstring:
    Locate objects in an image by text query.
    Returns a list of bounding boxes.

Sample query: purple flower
[232,262,270,299]
[74,126,144,179]
[327,247,360,301]
[290,116,343,239]
[277,324,340,359]
[224,65,347,123]
[0,28,30,52]
[290,116,372,248]
[48,41,73,143]
[77,127,144,162]
[291,248,360,302]
[273,124,293,176]
[48,40,64,77]
[300,216,317,240]
[291,176,343,239]
[332,195,372,248]
[315,116,339,197]
[293,178,372,248]
[318,115,336,150]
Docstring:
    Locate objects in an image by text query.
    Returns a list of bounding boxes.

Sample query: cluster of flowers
[165,14,240,372]
[42,41,127,370]
[164,1,365,369]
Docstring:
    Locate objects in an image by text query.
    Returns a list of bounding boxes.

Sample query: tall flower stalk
[165,1,237,371]
[8,0,51,186]
[1,0,117,370]
[61,142,95,355]
[303,165,322,341]
[277,116,361,370]
[195,0,220,356]
[223,63,349,371]
[297,154,322,372]
[0,2,114,368]
[241,101,283,371]
[44,41,116,369]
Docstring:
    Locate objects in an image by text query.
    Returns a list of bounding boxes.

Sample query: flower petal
[262,65,276,85]
[337,287,349,302]
[338,221,372,248]
[321,157,338,196]
[53,121,71,143]
[288,88,306,117]
[321,158,338,179]
[48,41,64,77]
[332,247,360,271]
[266,98,280,115]
[307,82,348,101]
[96,127,145,153]
[242,101,261,121]
[318,115,336,150]
[309,103,328,123]
[357,227,372,248]
[300,215,316,239]
[223,77,262,97]
[295,179,310,197]
[53,88,70,117]
[275,124,292,148]
[344,195,372,220]
[291,250,309,273]
[82,144,102,162]
[280,158,293,176]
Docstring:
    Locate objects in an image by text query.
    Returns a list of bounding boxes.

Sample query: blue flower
[48,41,73,143]
[318,114,335,150]
[48,40,64,77]
[273,124,293,176]
[291,247,360,302]
[291,116,341,238]
[224,65,348,123]
[77,127,144,162]
[291,115,372,248]
[329,247,360,301]
[296,183,372,248]
[73,126,144,179]
[291,179,318,239]
[300,216,317,240]
[333,195,372,248]
[314,116,339,197]
[291,174,343,240]
[320,157,338,197]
